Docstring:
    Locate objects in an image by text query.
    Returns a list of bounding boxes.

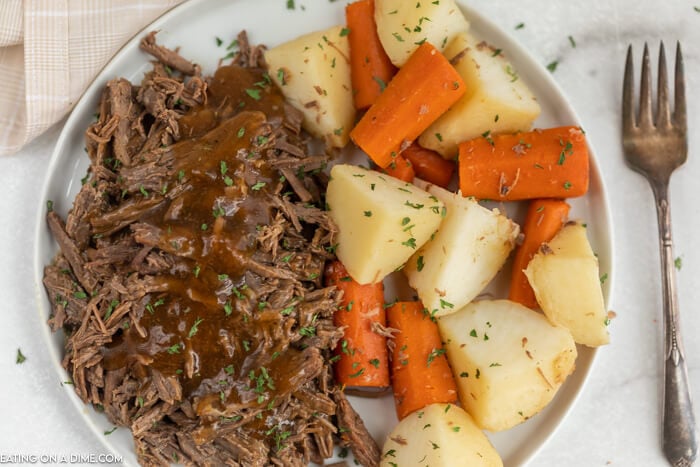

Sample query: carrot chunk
[401,142,456,188]
[458,126,589,200]
[325,261,390,391]
[350,42,466,169]
[509,199,571,308]
[386,301,458,420]
[346,0,397,109]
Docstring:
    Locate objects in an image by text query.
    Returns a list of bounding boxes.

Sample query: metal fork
[622,42,697,466]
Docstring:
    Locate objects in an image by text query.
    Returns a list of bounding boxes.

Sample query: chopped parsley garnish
[373,76,387,92]
[416,255,425,271]
[188,318,203,338]
[16,348,26,364]
[402,237,417,249]
[426,348,446,367]
[245,88,262,100]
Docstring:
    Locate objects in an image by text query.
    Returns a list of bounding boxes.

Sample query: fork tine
[622,44,636,132]
[638,43,654,129]
[674,41,687,131]
[656,42,671,128]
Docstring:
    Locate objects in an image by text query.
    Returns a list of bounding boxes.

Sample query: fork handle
[653,183,698,466]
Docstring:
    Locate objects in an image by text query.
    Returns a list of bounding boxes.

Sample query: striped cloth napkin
[0,0,185,156]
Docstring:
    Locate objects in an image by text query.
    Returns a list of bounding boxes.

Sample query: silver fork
[622,42,697,466]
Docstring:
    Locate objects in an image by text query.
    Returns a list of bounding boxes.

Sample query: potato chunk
[326,165,444,284]
[404,182,518,317]
[525,222,610,347]
[438,300,577,432]
[418,32,541,158]
[374,0,469,67]
[380,403,502,467]
[265,26,354,147]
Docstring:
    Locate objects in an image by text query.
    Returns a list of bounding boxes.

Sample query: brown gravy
[102,65,298,404]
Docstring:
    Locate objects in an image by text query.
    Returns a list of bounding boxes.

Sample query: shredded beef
[43,31,380,466]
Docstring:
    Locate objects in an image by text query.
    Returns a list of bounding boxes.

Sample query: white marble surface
[2,1,700,465]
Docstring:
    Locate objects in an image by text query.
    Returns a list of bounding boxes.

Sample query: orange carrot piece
[401,142,456,188]
[386,301,458,420]
[458,126,590,201]
[509,199,571,309]
[346,0,397,110]
[325,261,390,391]
[382,154,415,182]
[350,42,466,169]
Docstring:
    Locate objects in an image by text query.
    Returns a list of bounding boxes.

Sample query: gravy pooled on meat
[43,32,381,466]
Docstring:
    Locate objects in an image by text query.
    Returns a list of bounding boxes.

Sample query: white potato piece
[374,0,469,67]
[326,165,444,284]
[264,26,354,148]
[525,222,610,347]
[438,300,577,432]
[419,32,541,158]
[380,403,502,467]
[404,181,518,317]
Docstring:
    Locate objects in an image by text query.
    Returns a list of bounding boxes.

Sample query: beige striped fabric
[0,0,185,156]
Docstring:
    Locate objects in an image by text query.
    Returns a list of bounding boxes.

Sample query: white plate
[34,0,614,465]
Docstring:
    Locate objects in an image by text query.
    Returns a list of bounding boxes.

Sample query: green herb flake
[16,348,26,364]
[245,88,262,100]
[188,318,204,338]
[426,348,446,367]
[505,64,519,82]
[515,22,525,30]
[251,181,267,191]
[568,35,577,48]
[405,201,424,209]
[340,27,350,37]
[215,36,223,47]
[563,181,573,190]
[392,32,404,42]
[286,0,295,9]
[104,427,118,436]
[675,257,683,271]
[363,210,372,217]
[416,255,425,272]
[546,60,559,73]
[402,237,417,249]
[373,76,387,92]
